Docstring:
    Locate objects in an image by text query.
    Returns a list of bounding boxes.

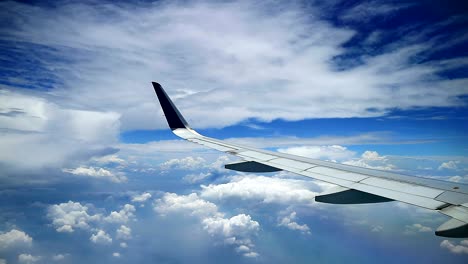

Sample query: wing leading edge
[152,82,468,238]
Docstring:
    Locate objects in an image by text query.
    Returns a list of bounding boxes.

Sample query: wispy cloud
[0,0,466,132]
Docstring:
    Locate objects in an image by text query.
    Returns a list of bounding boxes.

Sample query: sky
[0,0,468,263]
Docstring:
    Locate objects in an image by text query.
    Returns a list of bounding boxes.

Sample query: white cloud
[0,91,120,172]
[1,0,465,134]
[63,166,127,183]
[278,145,355,161]
[448,175,468,183]
[343,150,395,170]
[52,254,67,261]
[112,252,121,258]
[203,214,260,258]
[120,242,128,248]
[160,156,206,170]
[92,155,126,165]
[278,211,311,235]
[154,192,259,257]
[0,259,5,264]
[440,240,468,254]
[18,254,40,264]
[0,229,32,250]
[183,172,213,184]
[404,223,432,234]
[155,193,221,218]
[90,230,112,245]
[340,1,412,22]
[47,201,101,232]
[243,252,260,258]
[200,175,319,205]
[116,225,132,240]
[438,161,459,170]
[131,192,152,203]
[361,151,385,160]
[104,204,136,224]
[202,214,259,239]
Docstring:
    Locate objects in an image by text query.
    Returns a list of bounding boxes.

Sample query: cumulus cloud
[440,240,468,254]
[203,214,259,238]
[154,192,259,257]
[90,230,112,245]
[183,172,214,184]
[131,192,152,203]
[160,156,207,170]
[203,214,260,258]
[52,254,67,261]
[278,211,311,235]
[278,145,356,162]
[343,150,395,170]
[47,201,101,232]
[361,151,385,160]
[63,166,127,183]
[404,223,433,234]
[155,193,220,218]
[182,156,236,183]
[104,204,136,224]
[18,254,41,264]
[112,252,121,258]
[200,175,319,205]
[0,90,120,172]
[116,225,132,240]
[438,161,459,170]
[448,175,468,183]
[0,229,32,250]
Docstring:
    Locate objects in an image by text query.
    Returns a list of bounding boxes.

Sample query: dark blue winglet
[152,82,190,130]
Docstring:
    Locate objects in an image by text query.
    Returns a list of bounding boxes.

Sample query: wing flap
[360,177,445,199]
[349,182,447,209]
[435,191,468,205]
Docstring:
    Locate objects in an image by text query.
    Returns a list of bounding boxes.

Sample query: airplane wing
[152,82,468,238]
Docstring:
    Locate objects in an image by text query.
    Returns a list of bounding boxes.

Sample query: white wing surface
[152,82,468,237]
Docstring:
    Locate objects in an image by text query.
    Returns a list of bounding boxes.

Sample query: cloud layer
[1,0,466,132]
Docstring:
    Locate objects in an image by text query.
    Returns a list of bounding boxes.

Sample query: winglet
[152,82,190,130]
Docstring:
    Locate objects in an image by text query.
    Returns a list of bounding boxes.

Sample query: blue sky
[0,0,468,263]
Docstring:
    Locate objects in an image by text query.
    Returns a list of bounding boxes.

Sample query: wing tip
[152,82,190,130]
